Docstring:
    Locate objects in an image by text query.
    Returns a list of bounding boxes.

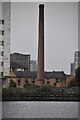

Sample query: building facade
[30,60,37,71]
[0,2,10,78]
[70,51,80,75]
[10,70,66,88]
[78,2,80,51]
[0,2,3,78]
[10,53,30,72]
[74,51,80,70]
[70,63,75,75]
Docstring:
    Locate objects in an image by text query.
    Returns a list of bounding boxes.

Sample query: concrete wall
[0,2,3,78]
[78,2,80,51]
[0,2,10,78]
[2,102,78,118]
[2,2,10,77]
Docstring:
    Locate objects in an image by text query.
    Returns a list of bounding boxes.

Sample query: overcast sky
[11,2,78,74]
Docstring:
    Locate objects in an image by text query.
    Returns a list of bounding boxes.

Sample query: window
[1,51,4,56]
[0,30,4,36]
[1,72,3,76]
[25,78,28,83]
[2,20,4,25]
[18,78,21,85]
[32,78,35,84]
[54,83,56,86]
[0,41,4,46]
[0,20,4,24]
[60,77,63,82]
[47,79,49,84]
[42,80,45,84]
[0,51,4,56]
[2,41,4,46]
[1,62,3,67]
[2,31,4,36]
[56,78,58,83]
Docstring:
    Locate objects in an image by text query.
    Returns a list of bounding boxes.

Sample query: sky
[11,2,78,74]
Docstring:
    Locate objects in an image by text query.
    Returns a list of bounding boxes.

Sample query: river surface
[2,101,79,118]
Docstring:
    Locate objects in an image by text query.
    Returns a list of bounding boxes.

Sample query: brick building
[10,70,66,88]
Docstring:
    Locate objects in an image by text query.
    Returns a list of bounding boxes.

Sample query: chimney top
[39,4,44,8]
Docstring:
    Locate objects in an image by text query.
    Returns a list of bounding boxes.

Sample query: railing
[2,93,80,101]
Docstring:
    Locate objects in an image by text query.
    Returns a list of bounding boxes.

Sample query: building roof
[45,72,53,78]
[13,71,66,79]
[11,53,30,56]
[53,71,66,78]
[14,71,37,78]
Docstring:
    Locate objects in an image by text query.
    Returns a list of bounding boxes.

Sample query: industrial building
[10,53,30,72]
[10,70,66,88]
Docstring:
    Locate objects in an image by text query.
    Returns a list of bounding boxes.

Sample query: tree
[75,67,80,87]
[42,85,51,94]
[9,80,16,88]
[68,78,77,87]
[68,68,80,87]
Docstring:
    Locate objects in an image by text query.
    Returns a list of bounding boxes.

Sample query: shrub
[68,79,77,87]
[9,80,16,88]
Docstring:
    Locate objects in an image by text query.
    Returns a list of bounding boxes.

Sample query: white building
[0,2,10,79]
[30,60,37,71]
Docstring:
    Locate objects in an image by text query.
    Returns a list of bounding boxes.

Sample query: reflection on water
[2,101,78,118]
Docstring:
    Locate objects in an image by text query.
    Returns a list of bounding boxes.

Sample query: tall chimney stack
[36,4,44,86]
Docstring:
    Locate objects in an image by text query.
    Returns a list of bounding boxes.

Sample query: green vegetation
[9,80,16,88]
[41,85,52,93]
[2,68,80,101]
[68,67,80,87]
[2,85,79,101]
[68,78,77,87]
[75,67,80,87]
[24,83,40,93]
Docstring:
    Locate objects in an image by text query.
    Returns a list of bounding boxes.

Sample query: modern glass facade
[74,51,80,70]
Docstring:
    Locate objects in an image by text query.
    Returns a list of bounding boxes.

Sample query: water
[2,101,78,118]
